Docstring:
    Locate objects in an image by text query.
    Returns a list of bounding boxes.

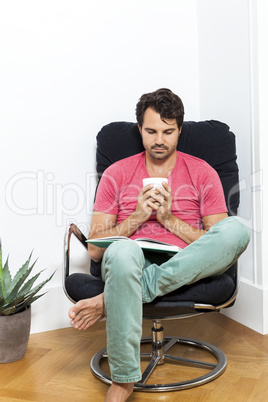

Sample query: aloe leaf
[0,239,2,270]
[18,271,43,296]
[4,271,46,308]
[1,270,55,315]
[0,243,55,315]
[2,294,26,308]
[0,255,12,299]
[3,257,12,293]
[6,257,37,301]
[23,271,55,300]
[0,241,4,298]
[1,305,16,316]
[11,253,34,284]
[9,271,55,310]
[1,293,31,314]
[15,293,46,314]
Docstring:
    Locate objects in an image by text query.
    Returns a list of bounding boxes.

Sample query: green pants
[101,216,251,383]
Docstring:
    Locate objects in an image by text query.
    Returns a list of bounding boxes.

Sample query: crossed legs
[69,216,250,401]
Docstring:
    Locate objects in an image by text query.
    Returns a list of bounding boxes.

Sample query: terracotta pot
[0,306,31,363]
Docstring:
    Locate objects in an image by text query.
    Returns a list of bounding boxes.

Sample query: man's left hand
[149,181,173,224]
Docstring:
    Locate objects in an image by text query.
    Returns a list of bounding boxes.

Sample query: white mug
[143,177,168,189]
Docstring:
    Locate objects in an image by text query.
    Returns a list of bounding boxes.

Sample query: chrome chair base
[90,321,227,392]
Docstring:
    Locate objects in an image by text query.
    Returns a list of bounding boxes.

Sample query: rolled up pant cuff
[111,373,142,383]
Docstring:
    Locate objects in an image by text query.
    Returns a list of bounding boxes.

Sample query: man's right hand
[133,184,159,223]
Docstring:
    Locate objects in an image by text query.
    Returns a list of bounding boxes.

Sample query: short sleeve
[93,164,122,215]
[198,164,228,217]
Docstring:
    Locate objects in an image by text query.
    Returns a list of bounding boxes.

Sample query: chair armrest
[63,223,88,302]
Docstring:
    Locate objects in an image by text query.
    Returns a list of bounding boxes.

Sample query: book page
[87,237,179,253]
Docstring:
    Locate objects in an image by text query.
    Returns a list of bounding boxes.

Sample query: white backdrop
[0,0,200,332]
[197,0,268,334]
[1,0,266,334]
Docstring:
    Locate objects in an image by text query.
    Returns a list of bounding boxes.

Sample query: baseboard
[31,280,268,335]
[222,277,268,335]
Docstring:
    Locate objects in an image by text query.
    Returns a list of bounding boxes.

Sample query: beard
[148,145,175,160]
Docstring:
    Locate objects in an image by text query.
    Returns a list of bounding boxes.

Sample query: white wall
[1,0,266,335]
[257,0,268,333]
[197,0,253,279]
[0,0,199,333]
[197,0,268,334]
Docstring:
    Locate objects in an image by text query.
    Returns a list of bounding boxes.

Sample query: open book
[86,236,180,254]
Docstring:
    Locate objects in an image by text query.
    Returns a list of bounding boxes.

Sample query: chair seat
[153,273,235,304]
[65,271,235,318]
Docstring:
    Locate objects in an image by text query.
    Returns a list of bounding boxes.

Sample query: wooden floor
[1,312,268,401]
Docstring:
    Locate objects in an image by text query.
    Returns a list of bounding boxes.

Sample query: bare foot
[69,293,104,330]
[104,382,134,402]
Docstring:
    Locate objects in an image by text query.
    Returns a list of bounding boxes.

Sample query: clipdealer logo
[4,169,263,232]
[5,171,98,227]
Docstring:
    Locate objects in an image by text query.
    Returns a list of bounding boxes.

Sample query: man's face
[139,107,181,161]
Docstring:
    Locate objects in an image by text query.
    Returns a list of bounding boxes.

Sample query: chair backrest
[90,120,239,278]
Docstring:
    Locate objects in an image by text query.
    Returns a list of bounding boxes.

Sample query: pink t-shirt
[93,151,227,249]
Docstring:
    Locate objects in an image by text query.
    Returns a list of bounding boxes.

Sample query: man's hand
[133,184,156,222]
[149,181,173,224]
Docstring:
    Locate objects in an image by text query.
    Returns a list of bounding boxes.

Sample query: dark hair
[135,88,184,128]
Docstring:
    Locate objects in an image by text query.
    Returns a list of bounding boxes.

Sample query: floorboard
[1,312,267,401]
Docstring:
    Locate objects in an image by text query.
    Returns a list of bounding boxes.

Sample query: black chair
[63,120,239,392]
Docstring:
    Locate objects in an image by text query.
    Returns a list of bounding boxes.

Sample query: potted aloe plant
[0,239,54,363]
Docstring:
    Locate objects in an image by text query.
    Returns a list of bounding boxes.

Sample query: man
[69,89,250,402]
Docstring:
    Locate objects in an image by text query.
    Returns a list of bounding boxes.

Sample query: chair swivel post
[151,320,165,365]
